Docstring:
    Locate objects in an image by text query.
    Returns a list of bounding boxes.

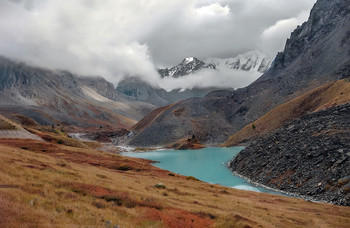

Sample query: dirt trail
[0,114,43,141]
[0,129,43,141]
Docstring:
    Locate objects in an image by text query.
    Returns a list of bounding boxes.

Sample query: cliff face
[274,0,350,69]
[128,0,350,147]
[230,102,350,206]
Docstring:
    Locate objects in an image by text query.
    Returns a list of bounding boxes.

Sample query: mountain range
[127,0,350,147]
[115,50,271,106]
[0,57,157,129]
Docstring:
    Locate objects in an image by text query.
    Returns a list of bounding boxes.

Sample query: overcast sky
[0,0,316,87]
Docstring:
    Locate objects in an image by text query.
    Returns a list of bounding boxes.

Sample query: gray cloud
[158,68,262,91]
[142,0,317,66]
[0,0,316,87]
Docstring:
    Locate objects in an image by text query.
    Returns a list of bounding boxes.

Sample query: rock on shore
[230,102,350,206]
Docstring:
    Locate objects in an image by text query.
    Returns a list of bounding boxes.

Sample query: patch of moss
[115,165,133,171]
[186,176,200,181]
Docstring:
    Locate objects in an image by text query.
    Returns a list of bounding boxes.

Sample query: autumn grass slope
[0,127,349,227]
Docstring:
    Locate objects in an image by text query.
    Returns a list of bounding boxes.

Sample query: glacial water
[123,147,285,195]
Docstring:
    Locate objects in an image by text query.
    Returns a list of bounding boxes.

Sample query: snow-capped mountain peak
[158,50,271,78]
[183,57,195,64]
[158,57,215,78]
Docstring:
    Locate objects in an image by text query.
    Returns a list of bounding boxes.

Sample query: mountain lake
[123,147,286,195]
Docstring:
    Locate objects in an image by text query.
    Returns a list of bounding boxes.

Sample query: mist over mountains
[0,0,316,86]
[157,50,271,90]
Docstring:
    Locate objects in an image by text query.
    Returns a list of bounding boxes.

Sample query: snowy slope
[205,50,271,73]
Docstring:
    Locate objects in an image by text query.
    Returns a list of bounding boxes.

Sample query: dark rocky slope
[128,0,350,147]
[229,103,350,206]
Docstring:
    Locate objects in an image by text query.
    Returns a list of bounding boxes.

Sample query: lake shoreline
[227,164,329,204]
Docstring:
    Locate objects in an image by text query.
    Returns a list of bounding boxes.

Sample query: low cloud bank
[158,68,262,91]
[0,0,316,88]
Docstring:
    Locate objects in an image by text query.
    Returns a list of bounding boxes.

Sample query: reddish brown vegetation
[0,132,349,227]
[168,136,205,150]
[0,139,158,174]
[142,208,213,228]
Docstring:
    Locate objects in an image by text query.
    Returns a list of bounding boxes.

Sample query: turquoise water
[123,147,284,195]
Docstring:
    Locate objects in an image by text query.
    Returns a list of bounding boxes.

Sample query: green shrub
[154,183,166,189]
[186,176,199,181]
[115,165,133,171]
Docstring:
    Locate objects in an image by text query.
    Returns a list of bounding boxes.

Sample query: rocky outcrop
[229,103,350,206]
[128,0,350,147]
[167,135,205,150]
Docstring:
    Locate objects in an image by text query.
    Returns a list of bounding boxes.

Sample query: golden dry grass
[0,135,349,227]
[0,114,20,130]
[222,79,350,147]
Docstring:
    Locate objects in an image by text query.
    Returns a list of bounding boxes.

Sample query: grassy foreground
[0,136,349,227]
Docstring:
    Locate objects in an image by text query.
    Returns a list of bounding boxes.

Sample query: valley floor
[0,136,349,227]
